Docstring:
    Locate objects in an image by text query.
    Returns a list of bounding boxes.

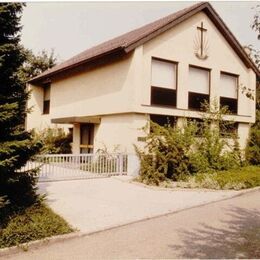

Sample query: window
[188,66,210,111]
[187,118,206,137]
[219,121,238,138]
[220,72,238,114]
[43,84,50,114]
[151,58,177,107]
[150,114,177,127]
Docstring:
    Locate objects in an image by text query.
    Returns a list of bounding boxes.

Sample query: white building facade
[26,2,259,154]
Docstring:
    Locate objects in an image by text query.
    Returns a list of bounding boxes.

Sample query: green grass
[0,202,73,248]
[180,166,260,190]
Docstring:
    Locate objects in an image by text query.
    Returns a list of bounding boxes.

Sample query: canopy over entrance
[51,116,101,124]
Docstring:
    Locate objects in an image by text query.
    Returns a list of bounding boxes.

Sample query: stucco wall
[49,51,142,120]
[26,10,256,153]
[237,122,251,150]
[138,12,256,123]
[26,84,72,131]
[93,113,148,153]
[26,84,52,130]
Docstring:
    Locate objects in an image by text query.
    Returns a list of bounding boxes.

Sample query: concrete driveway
[8,190,260,260]
[38,177,240,233]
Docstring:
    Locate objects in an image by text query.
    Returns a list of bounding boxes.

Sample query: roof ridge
[29,1,259,83]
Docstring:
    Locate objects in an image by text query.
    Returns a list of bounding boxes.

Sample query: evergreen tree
[0,3,41,208]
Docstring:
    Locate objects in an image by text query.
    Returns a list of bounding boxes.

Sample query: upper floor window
[43,83,50,114]
[150,58,177,108]
[188,66,210,111]
[219,72,238,114]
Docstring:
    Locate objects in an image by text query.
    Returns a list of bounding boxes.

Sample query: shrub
[246,109,260,165]
[135,121,197,185]
[179,166,260,190]
[32,127,72,154]
[136,100,244,186]
[189,126,243,173]
[188,102,243,173]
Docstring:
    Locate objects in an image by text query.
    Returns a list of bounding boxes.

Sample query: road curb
[1,186,259,258]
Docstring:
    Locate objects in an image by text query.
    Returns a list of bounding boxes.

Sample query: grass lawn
[0,202,73,249]
[178,166,260,190]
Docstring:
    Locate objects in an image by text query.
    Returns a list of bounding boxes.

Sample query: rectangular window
[219,121,238,138]
[187,118,205,137]
[220,72,238,114]
[43,84,50,114]
[150,114,177,127]
[188,66,210,111]
[151,58,177,107]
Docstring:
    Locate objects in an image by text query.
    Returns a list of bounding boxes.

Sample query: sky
[20,1,260,62]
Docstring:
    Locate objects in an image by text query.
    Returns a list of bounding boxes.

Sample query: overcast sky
[20,1,259,62]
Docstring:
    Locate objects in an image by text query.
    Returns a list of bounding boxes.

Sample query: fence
[20,153,130,182]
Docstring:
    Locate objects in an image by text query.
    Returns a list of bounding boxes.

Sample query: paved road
[6,190,260,259]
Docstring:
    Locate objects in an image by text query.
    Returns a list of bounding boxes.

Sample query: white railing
[20,153,128,182]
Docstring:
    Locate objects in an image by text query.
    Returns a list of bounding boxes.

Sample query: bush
[136,101,244,186]
[32,127,72,154]
[189,125,243,173]
[136,121,197,185]
[246,109,260,165]
[0,202,73,248]
[179,166,260,190]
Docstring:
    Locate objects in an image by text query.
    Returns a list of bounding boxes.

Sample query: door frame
[80,123,94,153]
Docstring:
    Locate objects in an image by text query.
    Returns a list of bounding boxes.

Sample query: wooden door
[80,124,94,153]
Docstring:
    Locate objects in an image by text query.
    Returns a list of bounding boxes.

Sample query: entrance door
[80,124,94,153]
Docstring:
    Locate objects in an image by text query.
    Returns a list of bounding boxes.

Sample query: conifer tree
[0,3,41,207]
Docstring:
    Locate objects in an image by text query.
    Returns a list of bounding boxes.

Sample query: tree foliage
[252,5,260,40]
[136,102,243,186]
[18,49,57,83]
[246,5,260,165]
[32,128,72,155]
[0,3,41,208]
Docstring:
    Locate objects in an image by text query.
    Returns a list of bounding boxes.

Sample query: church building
[26,2,259,154]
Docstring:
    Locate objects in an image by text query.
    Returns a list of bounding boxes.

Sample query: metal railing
[20,153,128,182]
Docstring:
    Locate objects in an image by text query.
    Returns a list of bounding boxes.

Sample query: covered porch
[51,115,101,154]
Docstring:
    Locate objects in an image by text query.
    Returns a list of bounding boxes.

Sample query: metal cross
[197,22,207,57]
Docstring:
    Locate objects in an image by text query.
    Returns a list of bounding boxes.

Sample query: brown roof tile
[29,2,259,83]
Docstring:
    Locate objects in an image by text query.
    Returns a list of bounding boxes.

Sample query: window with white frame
[188,66,210,111]
[151,58,177,107]
[219,72,238,114]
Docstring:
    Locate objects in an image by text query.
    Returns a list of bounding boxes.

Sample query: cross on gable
[197,22,207,58]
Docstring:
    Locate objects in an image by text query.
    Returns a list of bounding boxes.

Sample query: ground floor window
[187,118,205,136]
[219,121,238,137]
[150,114,177,127]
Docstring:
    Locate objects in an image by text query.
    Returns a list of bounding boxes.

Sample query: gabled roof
[29,1,260,84]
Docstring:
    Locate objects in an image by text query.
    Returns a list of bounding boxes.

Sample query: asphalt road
[5,189,260,259]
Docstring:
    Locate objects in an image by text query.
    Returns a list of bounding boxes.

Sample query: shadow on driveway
[169,206,260,259]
